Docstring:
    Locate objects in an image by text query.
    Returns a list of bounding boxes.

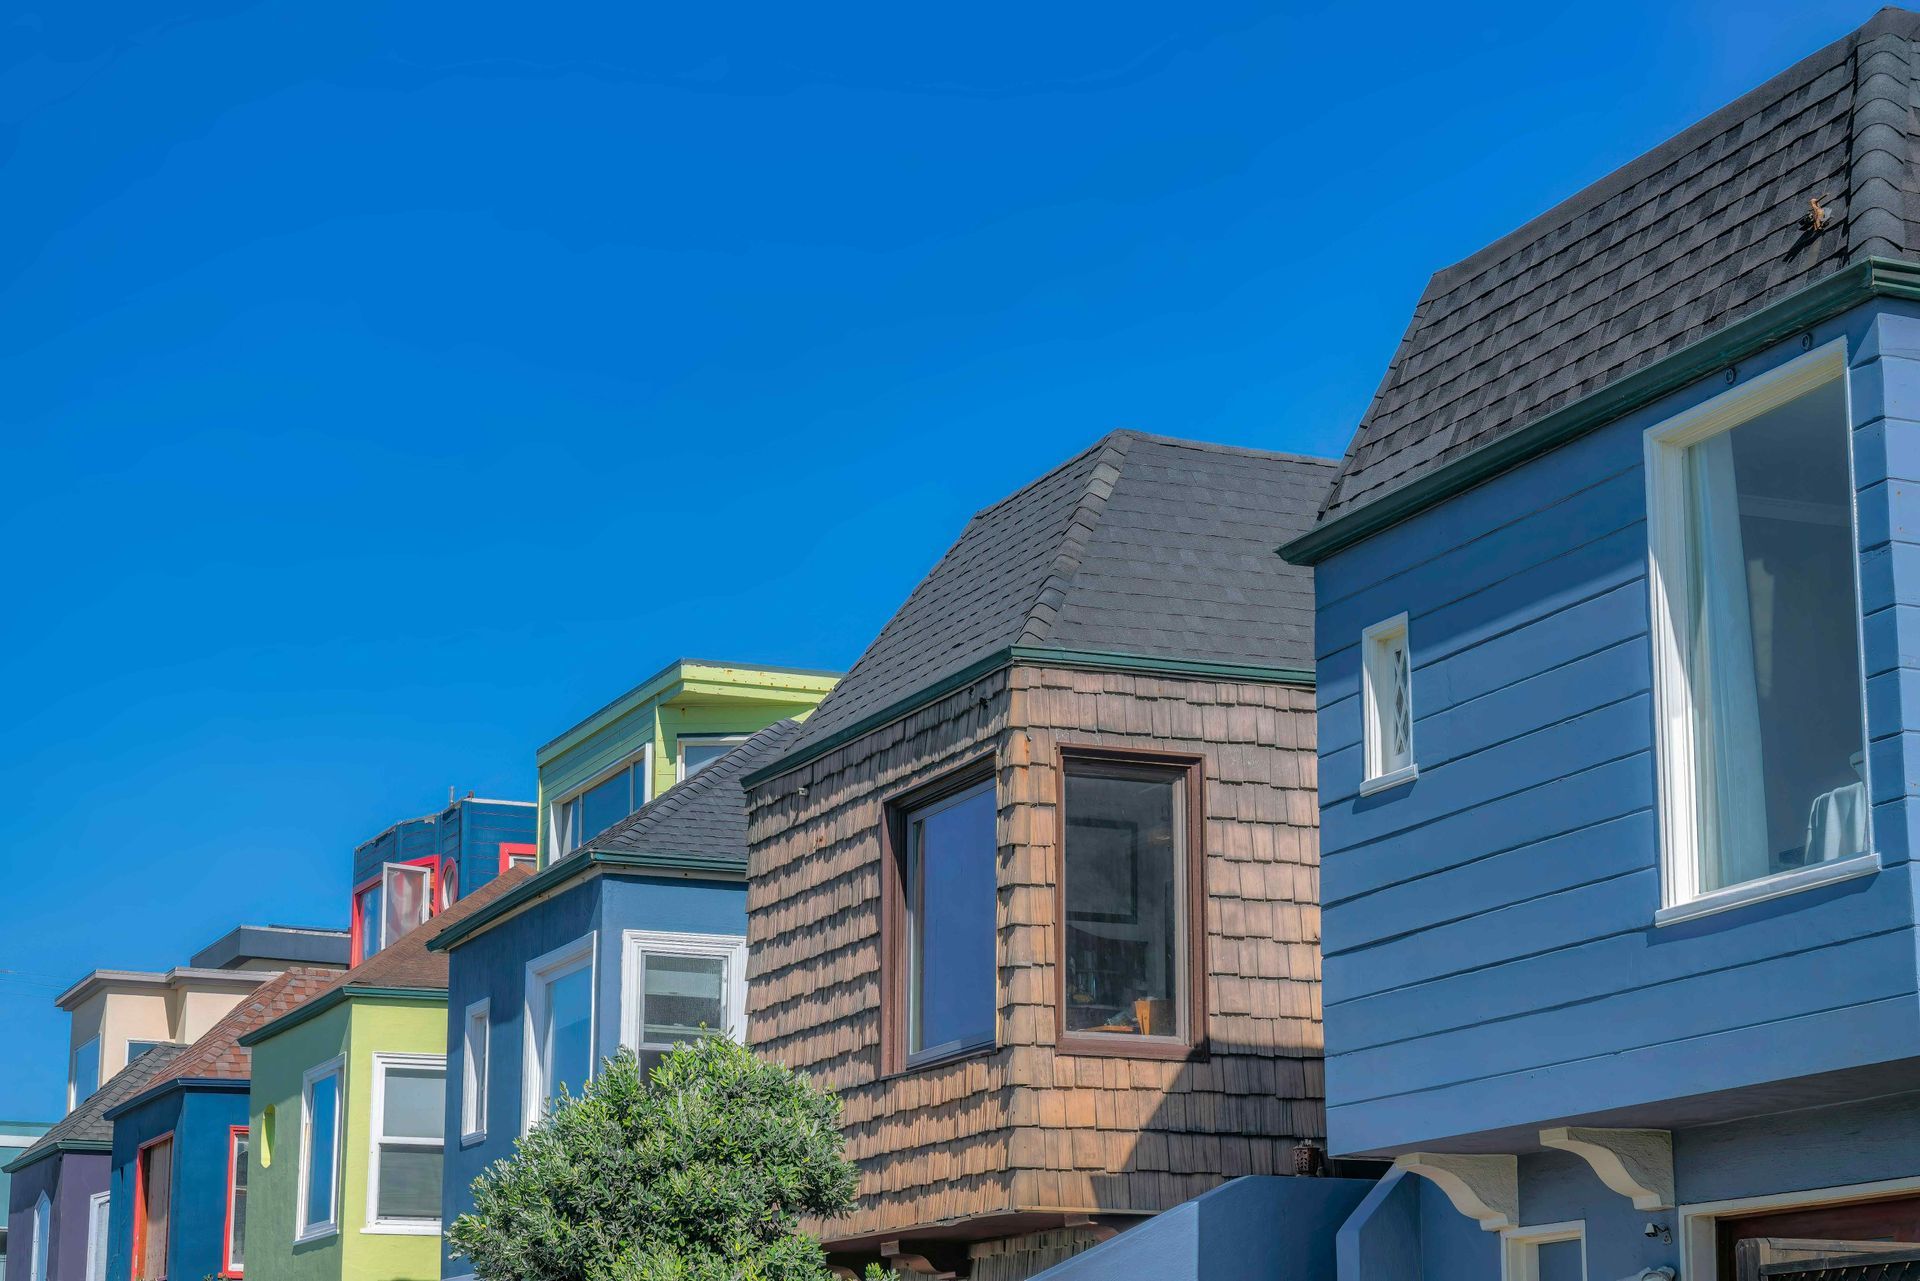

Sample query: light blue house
[429,721,799,1279]
[1276,9,1920,1278]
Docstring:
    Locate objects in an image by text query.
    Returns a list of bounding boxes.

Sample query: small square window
[1360,614,1416,794]
[676,735,748,782]
[621,932,747,1076]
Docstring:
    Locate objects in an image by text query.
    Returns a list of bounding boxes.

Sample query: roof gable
[5,1044,187,1172]
[1311,7,1920,533]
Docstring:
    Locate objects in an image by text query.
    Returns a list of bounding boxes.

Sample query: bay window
[367,1054,444,1231]
[890,774,997,1070]
[1647,343,1872,913]
[1058,751,1202,1053]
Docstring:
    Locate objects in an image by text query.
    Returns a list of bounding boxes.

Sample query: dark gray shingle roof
[586,719,803,868]
[767,431,1333,771]
[1315,7,1920,526]
[6,1044,187,1172]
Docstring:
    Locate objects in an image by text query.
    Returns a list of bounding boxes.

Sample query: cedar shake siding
[745,660,1323,1264]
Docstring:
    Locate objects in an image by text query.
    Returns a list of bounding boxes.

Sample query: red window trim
[498,843,536,875]
[349,857,442,965]
[219,1126,246,1278]
[131,1130,174,1281]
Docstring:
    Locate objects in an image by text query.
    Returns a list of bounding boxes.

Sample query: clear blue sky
[0,0,1884,1117]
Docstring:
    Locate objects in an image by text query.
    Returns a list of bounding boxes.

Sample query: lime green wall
[533,661,835,864]
[246,995,448,1281]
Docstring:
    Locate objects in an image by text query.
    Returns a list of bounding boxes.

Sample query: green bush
[448,1038,894,1281]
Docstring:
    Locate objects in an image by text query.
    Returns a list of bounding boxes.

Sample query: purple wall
[5,1153,108,1281]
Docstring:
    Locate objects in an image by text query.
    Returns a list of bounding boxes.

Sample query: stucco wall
[5,1152,107,1281]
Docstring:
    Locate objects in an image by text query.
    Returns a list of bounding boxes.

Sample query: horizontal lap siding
[1319,306,1920,1155]
[745,664,1324,1243]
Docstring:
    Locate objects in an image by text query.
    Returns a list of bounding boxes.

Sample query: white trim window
[523,934,597,1133]
[29,1191,49,1281]
[460,1000,490,1143]
[296,1057,343,1241]
[675,734,748,782]
[1645,341,1874,920]
[1359,614,1417,795]
[69,1035,101,1113]
[550,749,652,859]
[620,931,748,1075]
[1500,1220,1585,1281]
[365,1053,445,1233]
[84,1190,110,1281]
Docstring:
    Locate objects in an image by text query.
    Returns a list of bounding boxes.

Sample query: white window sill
[293,1225,338,1245]
[362,1220,443,1236]
[460,1130,487,1148]
[1654,852,1881,927]
[1359,763,1419,797]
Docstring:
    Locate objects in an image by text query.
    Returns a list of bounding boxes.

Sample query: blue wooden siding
[105,1088,243,1281]
[1317,301,1920,1157]
[438,872,746,1277]
[352,800,535,901]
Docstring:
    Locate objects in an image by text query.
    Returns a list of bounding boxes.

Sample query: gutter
[104,1076,249,1122]
[4,1140,109,1175]
[238,984,446,1048]
[428,849,746,954]
[742,645,1316,789]
[1280,255,1920,566]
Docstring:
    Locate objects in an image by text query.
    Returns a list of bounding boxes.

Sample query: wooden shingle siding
[746,662,1322,1247]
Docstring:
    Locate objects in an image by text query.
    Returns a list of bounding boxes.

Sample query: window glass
[356,882,384,961]
[536,958,594,1113]
[381,863,431,945]
[903,780,997,1062]
[30,1193,48,1281]
[1536,1239,1583,1281]
[1675,377,1867,893]
[373,1062,444,1223]
[1062,763,1187,1039]
[679,739,740,779]
[577,767,636,846]
[302,1070,339,1231]
[70,1037,99,1110]
[136,1136,172,1281]
[636,953,727,1074]
[225,1133,247,1274]
[127,1041,168,1061]
[462,1005,489,1137]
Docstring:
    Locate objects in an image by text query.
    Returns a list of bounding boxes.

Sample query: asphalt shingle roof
[586,719,802,868]
[766,430,1333,772]
[5,1044,187,1172]
[1314,7,1920,526]
[140,968,339,1087]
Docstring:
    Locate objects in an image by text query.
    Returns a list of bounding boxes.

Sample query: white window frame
[1499,1220,1585,1281]
[29,1192,49,1281]
[69,1035,101,1113]
[1359,613,1417,795]
[548,747,652,861]
[619,930,749,1064]
[84,1190,110,1281]
[460,999,490,1144]
[1678,1174,1920,1279]
[295,1056,344,1242]
[1643,339,1878,924]
[522,933,598,1135]
[675,733,748,782]
[222,1128,246,1276]
[364,1052,446,1235]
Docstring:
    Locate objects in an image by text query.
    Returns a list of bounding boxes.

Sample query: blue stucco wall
[5,1153,106,1281]
[439,869,747,1276]
[1316,300,1920,1156]
[106,1086,246,1281]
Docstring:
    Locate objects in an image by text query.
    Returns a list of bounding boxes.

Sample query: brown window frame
[878,754,1000,1077]
[1054,745,1207,1061]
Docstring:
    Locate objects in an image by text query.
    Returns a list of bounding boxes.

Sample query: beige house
[54,923,346,1112]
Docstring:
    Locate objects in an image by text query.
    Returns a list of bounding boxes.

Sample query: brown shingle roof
[144,968,339,1087]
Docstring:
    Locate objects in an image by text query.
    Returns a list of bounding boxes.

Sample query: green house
[535,659,837,865]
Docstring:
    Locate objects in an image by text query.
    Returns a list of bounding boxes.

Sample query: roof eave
[4,1139,108,1174]
[239,984,444,1048]
[429,850,745,954]
[1280,256,1920,567]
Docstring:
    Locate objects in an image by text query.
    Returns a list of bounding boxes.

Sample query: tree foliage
[448,1038,893,1281]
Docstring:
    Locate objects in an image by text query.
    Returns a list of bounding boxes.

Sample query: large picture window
[892,774,997,1070]
[551,751,650,858]
[1058,751,1202,1054]
[620,931,747,1075]
[132,1133,173,1281]
[524,935,595,1131]
[1647,343,1872,912]
[367,1054,445,1232]
[296,1059,342,1240]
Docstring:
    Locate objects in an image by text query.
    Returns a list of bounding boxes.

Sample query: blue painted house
[429,722,793,1280]
[350,797,536,966]
[100,971,336,1281]
[1277,9,1920,1278]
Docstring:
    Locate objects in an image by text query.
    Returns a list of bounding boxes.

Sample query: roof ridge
[1017,433,1133,647]
[1107,430,1338,467]
[965,431,1124,524]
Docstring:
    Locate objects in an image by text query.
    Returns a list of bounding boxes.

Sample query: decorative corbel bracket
[1539,1127,1674,1211]
[1393,1152,1519,1232]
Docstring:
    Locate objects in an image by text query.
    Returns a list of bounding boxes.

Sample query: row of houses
[16,9,1920,1279]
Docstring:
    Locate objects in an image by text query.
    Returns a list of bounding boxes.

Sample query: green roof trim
[3,1139,107,1175]
[1280,256,1920,566]
[237,985,446,1048]
[536,658,840,763]
[741,644,1316,789]
[427,849,743,954]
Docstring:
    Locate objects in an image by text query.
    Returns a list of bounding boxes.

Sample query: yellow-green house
[536,658,837,865]
[238,873,529,1281]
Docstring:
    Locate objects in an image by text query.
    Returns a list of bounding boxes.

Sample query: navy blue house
[1280,9,1920,1278]
[428,724,793,1279]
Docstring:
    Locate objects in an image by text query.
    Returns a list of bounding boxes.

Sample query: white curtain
[1687,434,1770,891]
